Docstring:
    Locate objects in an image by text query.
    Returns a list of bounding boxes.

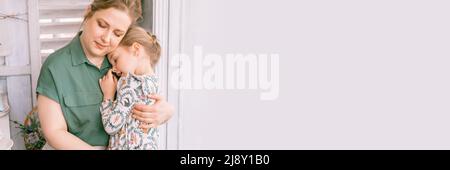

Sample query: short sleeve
[36,65,60,104]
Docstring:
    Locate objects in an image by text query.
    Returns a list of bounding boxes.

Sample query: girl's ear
[131,42,141,58]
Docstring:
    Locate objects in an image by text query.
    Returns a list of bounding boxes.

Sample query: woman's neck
[80,33,104,68]
[85,54,104,69]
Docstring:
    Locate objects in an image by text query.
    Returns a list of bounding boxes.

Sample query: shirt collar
[70,32,89,66]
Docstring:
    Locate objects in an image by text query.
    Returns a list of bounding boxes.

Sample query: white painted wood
[0,66,31,76]
[39,9,85,20]
[28,0,41,106]
[0,114,11,141]
[39,0,90,10]
[0,79,6,94]
[0,56,5,65]
[153,0,171,150]
[2,0,33,150]
[40,40,71,50]
[0,94,11,142]
[0,28,11,57]
[0,1,11,149]
[7,76,33,150]
[40,37,73,44]
[0,11,12,57]
[37,0,88,70]
[167,0,184,150]
[39,5,87,11]
[40,36,74,52]
[152,0,184,150]
[40,22,81,34]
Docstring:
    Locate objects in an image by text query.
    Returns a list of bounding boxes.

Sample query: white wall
[174,0,450,149]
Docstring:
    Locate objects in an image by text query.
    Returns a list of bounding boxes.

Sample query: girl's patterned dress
[100,73,159,150]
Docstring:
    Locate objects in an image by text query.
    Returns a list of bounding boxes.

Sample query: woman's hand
[99,69,117,100]
[132,94,174,131]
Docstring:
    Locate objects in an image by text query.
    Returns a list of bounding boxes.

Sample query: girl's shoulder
[126,73,159,82]
[117,73,159,89]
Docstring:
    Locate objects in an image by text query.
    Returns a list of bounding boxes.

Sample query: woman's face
[108,45,139,76]
[80,8,132,58]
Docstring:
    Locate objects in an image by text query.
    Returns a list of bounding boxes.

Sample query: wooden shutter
[39,0,90,62]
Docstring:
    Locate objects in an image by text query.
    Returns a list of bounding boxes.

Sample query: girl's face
[108,45,139,76]
[80,8,132,58]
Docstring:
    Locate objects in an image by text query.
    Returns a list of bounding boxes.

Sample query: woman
[36,0,173,150]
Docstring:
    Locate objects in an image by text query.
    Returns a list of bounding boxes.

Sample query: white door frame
[28,0,41,106]
[153,0,184,150]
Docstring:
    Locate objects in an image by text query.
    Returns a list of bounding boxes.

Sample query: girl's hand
[99,69,118,100]
[132,94,174,131]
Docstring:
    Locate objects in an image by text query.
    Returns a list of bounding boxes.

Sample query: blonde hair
[84,0,142,24]
[120,25,161,68]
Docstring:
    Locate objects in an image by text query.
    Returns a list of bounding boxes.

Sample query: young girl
[99,26,161,150]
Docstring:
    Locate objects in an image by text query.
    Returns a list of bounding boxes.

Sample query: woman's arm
[132,94,174,130]
[37,95,97,150]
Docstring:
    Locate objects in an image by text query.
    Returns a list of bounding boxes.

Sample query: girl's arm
[100,94,129,135]
[37,95,97,150]
[99,70,130,135]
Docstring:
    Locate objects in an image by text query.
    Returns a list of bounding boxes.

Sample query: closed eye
[97,19,109,29]
[114,31,124,37]
[98,21,107,28]
[112,26,125,37]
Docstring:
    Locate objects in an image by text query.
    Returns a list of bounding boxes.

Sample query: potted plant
[11,107,46,150]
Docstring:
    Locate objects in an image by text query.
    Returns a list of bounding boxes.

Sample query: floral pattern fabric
[100,73,159,150]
